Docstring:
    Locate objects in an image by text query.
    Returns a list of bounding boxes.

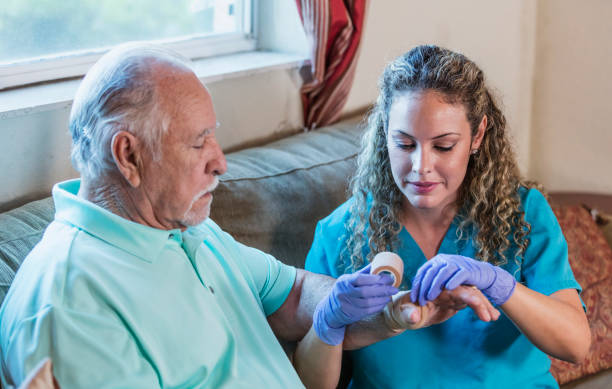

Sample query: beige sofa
[1,116,610,388]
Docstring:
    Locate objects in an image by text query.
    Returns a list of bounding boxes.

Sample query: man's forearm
[343,312,401,350]
[268,270,336,342]
[270,269,400,348]
[294,326,342,389]
[296,270,336,329]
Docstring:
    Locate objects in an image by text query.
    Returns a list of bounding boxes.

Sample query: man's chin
[180,204,211,227]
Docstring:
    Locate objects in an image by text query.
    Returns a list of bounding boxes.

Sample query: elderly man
[0,45,498,389]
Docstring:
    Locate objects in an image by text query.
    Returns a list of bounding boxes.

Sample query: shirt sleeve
[520,188,583,297]
[232,240,297,316]
[203,219,296,316]
[4,305,160,389]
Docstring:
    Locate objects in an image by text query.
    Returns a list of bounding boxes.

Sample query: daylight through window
[0,0,253,89]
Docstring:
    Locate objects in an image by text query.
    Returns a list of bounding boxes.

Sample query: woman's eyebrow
[390,130,460,139]
[390,129,414,138]
[431,132,460,140]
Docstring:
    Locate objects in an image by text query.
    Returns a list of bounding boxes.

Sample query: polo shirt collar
[180,225,209,257]
[53,179,182,263]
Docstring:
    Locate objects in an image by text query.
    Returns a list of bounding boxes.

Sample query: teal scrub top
[305,188,581,389]
[0,179,304,389]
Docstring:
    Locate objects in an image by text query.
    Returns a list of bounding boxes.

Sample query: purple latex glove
[410,254,516,307]
[313,264,398,345]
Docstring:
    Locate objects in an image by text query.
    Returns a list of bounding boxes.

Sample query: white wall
[2,0,608,211]
[1,106,74,209]
[530,0,612,193]
[345,0,537,175]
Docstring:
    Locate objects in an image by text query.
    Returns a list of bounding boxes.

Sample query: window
[0,0,254,89]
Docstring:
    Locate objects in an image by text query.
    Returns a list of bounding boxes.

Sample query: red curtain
[295,0,368,129]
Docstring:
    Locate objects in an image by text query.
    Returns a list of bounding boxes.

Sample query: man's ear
[471,115,488,150]
[111,131,142,188]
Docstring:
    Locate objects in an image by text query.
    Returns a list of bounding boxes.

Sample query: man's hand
[384,285,500,331]
[410,254,517,306]
[313,264,398,345]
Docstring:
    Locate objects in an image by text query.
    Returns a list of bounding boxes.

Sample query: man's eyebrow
[390,129,460,140]
[195,122,221,138]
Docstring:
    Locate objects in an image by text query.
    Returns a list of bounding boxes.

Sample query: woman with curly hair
[305,45,590,388]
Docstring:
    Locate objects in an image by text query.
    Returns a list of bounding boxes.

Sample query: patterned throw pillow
[549,205,612,384]
[599,212,612,249]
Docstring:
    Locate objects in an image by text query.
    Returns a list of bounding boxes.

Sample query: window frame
[0,0,255,90]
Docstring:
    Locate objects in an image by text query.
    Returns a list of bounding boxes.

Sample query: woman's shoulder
[517,186,560,228]
[518,186,551,214]
[307,197,361,276]
[317,196,358,231]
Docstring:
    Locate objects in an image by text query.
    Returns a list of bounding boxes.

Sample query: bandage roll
[371,252,404,287]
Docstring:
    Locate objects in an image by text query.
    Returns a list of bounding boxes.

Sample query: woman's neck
[399,198,458,259]
[400,198,457,231]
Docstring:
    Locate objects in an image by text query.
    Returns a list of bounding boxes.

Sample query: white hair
[69,43,193,180]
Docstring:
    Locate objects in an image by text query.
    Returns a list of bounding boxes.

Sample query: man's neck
[78,177,152,227]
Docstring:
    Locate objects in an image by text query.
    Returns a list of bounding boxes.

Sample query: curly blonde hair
[342,45,539,273]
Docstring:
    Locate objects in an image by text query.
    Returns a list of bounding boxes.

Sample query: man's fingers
[398,303,421,327]
[436,298,468,311]
[452,286,499,322]
[404,285,501,329]
[389,298,422,328]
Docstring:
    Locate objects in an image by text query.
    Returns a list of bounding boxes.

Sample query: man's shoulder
[14,220,80,288]
[2,217,138,318]
[187,218,229,249]
[1,221,78,331]
[193,217,221,234]
[190,218,245,252]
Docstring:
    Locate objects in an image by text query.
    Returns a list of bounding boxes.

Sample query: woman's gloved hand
[314,264,398,345]
[410,254,517,307]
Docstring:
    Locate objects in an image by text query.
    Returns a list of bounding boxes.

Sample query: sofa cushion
[0,197,55,305]
[210,118,363,269]
[550,205,612,384]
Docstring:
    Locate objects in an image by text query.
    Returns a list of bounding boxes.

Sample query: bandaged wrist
[383,301,405,333]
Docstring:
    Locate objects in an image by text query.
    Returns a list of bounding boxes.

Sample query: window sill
[0,50,307,120]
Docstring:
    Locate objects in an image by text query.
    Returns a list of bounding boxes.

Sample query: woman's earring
[470,149,479,155]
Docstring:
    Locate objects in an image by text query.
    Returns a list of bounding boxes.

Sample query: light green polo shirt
[0,179,303,389]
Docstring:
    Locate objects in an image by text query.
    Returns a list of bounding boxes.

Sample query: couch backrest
[0,197,55,304]
[0,118,364,306]
[210,119,363,269]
